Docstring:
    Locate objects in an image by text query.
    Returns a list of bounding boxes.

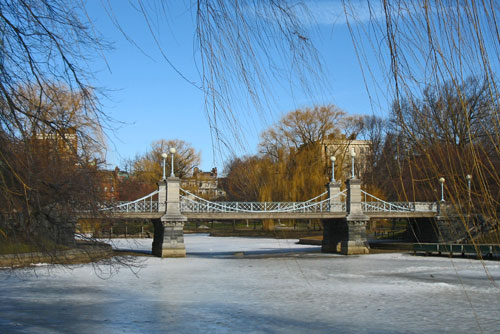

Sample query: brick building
[181,167,226,200]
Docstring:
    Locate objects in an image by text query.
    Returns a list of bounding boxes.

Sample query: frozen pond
[1,234,499,333]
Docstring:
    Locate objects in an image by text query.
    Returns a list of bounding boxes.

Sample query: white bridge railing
[101,188,437,214]
[361,190,437,213]
[179,188,340,213]
[101,190,159,213]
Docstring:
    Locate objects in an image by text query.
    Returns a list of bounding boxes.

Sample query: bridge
[106,186,437,220]
[96,174,444,258]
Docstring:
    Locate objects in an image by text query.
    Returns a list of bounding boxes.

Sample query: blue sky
[85,1,387,172]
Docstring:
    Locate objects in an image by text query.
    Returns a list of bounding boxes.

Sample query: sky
[84,1,388,173]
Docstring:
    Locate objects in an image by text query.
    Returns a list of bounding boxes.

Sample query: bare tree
[341,1,500,244]
[0,1,119,265]
[392,77,497,152]
[132,139,201,185]
[259,105,362,158]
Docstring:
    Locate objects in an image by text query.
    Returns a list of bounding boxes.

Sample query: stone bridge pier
[322,178,370,255]
[152,177,187,257]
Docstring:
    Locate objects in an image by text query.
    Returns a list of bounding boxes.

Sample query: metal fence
[180,188,332,213]
[101,188,437,214]
[361,190,438,213]
[101,190,159,213]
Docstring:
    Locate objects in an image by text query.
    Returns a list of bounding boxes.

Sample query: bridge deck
[80,211,437,220]
[96,188,438,220]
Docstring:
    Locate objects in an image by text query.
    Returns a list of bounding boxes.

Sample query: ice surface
[110,233,320,255]
[1,234,499,333]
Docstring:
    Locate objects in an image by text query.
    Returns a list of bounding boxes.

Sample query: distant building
[100,167,129,201]
[322,136,371,176]
[32,127,78,158]
[181,167,226,200]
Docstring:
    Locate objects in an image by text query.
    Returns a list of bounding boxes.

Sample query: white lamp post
[350,149,356,179]
[169,147,176,177]
[161,152,168,180]
[330,156,336,182]
[466,174,472,201]
[439,177,445,202]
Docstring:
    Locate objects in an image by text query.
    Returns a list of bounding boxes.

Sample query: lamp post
[330,156,336,182]
[161,152,168,180]
[439,177,445,202]
[169,147,176,177]
[466,174,472,202]
[350,149,356,179]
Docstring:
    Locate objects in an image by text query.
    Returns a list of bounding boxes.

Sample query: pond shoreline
[0,242,113,267]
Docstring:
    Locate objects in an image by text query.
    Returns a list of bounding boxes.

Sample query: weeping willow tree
[106,0,326,158]
[1,0,326,261]
[258,106,346,200]
[5,0,499,259]
[224,146,327,231]
[224,106,364,230]
[189,1,500,242]
[342,0,500,245]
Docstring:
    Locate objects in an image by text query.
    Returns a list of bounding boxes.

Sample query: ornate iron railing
[101,188,437,215]
[101,190,159,213]
[361,190,438,213]
[180,188,332,213]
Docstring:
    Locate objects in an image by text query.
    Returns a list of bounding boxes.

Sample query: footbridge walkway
[103,182,438,220]
[93,176,444,258]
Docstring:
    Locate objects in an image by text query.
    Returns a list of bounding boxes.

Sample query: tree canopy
[226,105,365,203]
[132,139,201,186]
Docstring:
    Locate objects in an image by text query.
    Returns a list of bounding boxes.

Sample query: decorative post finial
[350,149,356,179]
[161,152,168,180]
[439,177,445,202]
[330,156,336,182]
[169,147,176,177]
[466,174,472,202]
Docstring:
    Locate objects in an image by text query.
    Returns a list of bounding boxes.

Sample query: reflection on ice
[1,234,499,333]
